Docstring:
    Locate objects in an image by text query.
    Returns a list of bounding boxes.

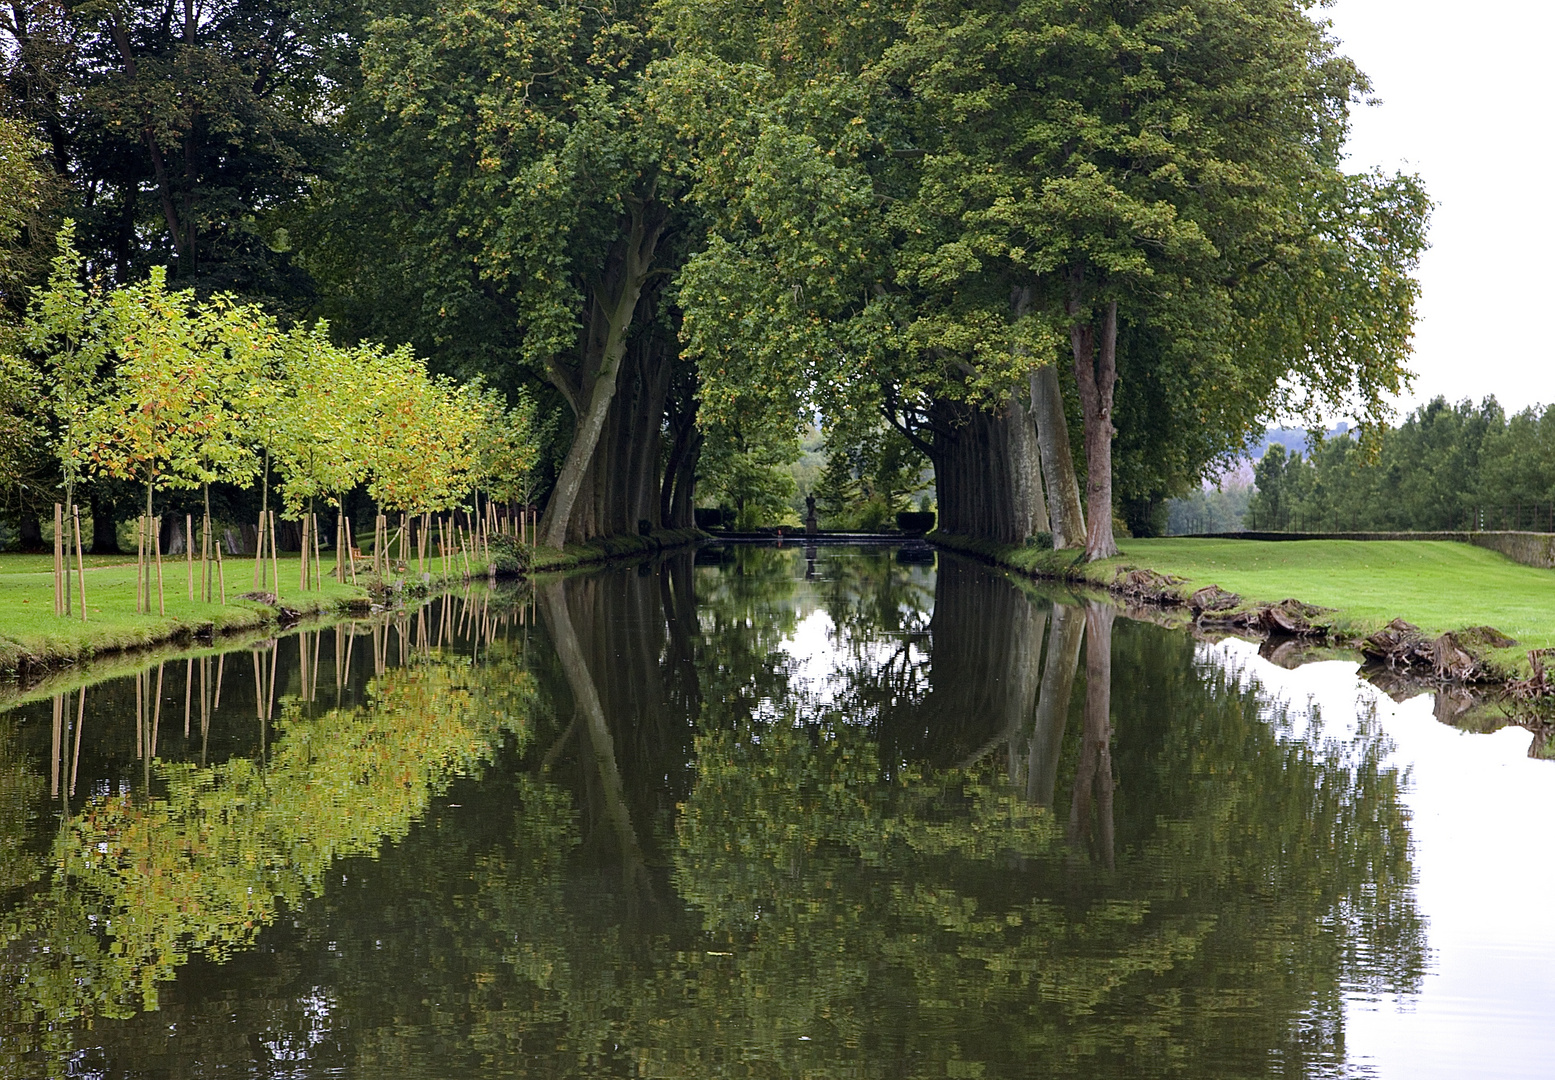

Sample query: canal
[2,544,1551,1078]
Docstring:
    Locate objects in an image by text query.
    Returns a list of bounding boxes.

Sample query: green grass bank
[0,527,704,680]
[0,552,369,678]
[933,533,1555,679]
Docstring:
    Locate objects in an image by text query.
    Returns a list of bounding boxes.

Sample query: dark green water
[0,546,1435,1077]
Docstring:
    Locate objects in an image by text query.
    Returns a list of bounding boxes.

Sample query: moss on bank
[930,532,1555,681]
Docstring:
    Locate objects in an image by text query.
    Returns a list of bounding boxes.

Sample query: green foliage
[1166,483,1254,535]
[699,418,800,529]
[1245,397,1555,532]
[814,418,931,529]
[0,0,351,298]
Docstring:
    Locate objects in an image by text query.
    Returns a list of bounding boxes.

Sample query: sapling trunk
[186,513,194,601]
[153,514,165,617]
[53,503,63,616]
[298,514,309,593]
[313,512,322,590]
[203,484,213,602]
[215,535,226,604]
[61,491,72,616]
[136,516,145,613]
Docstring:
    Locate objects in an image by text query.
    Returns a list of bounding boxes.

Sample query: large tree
[0,0,348,297]
[682,0,1428,558]
[306,0,703,547]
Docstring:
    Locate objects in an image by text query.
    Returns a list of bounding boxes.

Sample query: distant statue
[805,494,818,536]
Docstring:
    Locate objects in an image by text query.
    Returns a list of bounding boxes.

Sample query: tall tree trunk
[1004,391,1049,539]
[1068,269,1119,560]
[668,430,702,529]
[1030,364,1085,549]
[540,201,666,548]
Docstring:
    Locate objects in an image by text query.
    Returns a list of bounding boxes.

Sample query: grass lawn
[0,551,368,674]
[977,536,1555,670]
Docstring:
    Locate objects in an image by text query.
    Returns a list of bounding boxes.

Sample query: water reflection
[0,548,1426,1078]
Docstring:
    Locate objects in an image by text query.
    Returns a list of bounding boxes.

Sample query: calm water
[1,545,1551,1078]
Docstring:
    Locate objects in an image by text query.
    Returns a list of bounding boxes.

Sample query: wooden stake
[186,512,195,601]
[314,512,323,590]
[346,516,358,585]
[299,514,309,593]
[216,536,226,605]
[154,515,166,617]
[254,510,266,590]
[269,512,281,601]
[73,506,86,620]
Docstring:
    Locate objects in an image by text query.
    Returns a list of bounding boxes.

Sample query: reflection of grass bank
[933,534,1555,677]
[0,552,368,678]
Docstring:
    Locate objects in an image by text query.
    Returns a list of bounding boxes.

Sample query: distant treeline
[1245,397,1555,533]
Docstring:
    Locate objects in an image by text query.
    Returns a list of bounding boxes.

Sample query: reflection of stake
[1067,603,1115,868]
[151,662,164,758]
[540,580,654,904]
[135,670,144,759]
[50,694,61,796]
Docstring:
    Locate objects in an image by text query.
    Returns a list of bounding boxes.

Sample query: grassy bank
[933,534,1555,677]
[0,552,369,677]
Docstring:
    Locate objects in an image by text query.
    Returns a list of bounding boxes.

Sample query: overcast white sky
[1324,0,1555,418]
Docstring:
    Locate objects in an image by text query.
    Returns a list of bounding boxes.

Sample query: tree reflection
[0,636,532,1070]
[3,549,1425,1080]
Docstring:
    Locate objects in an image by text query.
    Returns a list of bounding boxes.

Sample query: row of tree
[1247,396,1555,533]
[0,0,1430,556]
[12,226,537,576]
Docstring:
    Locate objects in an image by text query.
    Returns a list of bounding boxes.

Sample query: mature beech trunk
[540,199,667,548]
[1030,364,1086,549]
[1068,269,1120,560]
[660,369,702,530]
[566,329,676,543]
[929,395,1049,544]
